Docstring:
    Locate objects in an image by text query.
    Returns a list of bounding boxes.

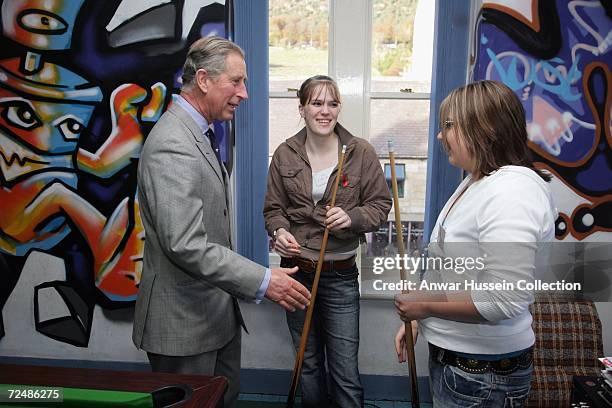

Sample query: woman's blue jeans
[428,348,533,407]
[284,261,363,408]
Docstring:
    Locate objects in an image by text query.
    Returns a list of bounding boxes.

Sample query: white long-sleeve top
[420,165,556,354]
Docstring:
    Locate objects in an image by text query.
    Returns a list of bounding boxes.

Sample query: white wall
[0,252,147,363]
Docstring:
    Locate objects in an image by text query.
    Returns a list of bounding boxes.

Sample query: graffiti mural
[0,0,231,346]
[472,0,611,240]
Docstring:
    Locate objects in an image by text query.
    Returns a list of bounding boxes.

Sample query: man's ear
[195,69,209,94]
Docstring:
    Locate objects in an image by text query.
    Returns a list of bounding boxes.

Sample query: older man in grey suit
[133,37,310,407]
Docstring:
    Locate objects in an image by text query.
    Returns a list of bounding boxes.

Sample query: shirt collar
[174,94,211,134]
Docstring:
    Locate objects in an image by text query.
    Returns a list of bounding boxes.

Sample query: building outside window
[384,163,406,198]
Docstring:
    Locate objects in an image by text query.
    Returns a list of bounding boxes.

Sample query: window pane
[385,163,406,198]
[365,97,429,298]
[269,0,329,93]
[269,98,302,156]
[360,221,425,297]
[369,99,430,156]
[370,99,429,216]
[370,0,434,93]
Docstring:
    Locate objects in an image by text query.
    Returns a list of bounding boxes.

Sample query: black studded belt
[429,343,533,375]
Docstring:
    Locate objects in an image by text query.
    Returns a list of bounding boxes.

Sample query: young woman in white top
[393,80,556,407]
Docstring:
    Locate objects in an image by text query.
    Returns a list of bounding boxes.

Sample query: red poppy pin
[341,174,349,187]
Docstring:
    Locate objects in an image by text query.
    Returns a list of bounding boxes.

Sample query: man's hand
[273,228,301,258]
[325,206,351,231]
[265,266,310,312]
[394,321,418,363]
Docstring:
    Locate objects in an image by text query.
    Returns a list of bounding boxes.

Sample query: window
[369,0,433,146]
[269,1,329,93]
[269,0,329,155]
[384,163,406,198]
[268,1,435,298]
[361,220,425,297]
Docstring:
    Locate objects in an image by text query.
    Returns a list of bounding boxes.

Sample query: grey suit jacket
[133,102,266,356]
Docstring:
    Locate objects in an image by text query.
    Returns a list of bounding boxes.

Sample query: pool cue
[388,140,419,408]
[287,145,348,408]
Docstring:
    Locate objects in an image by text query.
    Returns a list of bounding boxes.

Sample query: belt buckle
[300,257,316,273]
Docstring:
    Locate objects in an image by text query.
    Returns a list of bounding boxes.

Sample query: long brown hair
[439,80,550,181]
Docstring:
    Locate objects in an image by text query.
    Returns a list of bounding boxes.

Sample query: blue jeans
[283,260,363,408]
[429,348,533,407]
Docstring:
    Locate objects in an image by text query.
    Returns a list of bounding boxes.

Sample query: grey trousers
[147,330,242,408]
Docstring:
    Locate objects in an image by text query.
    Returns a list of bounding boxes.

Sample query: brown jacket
[264,124,391,253]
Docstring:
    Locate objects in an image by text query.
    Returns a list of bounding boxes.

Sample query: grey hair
[181,36,245,89]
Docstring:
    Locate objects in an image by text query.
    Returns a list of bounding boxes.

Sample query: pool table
[0,363,227,407]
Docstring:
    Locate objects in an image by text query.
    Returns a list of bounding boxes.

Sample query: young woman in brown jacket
[264,75,391,407]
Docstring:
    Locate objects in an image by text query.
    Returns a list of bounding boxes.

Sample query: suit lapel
[168,103,224,184]
[168,103,233,247]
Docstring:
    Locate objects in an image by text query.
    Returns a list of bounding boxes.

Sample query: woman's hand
[273,228,301,257]
[394,321,418,363]
[394,293,428,321]
[325,206,351,231]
